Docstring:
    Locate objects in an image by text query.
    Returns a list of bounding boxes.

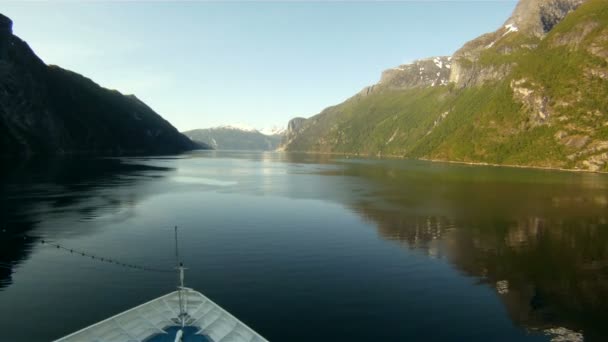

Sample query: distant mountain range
[0,14,203,157]
[183,125,285,150]
[281,0,608,172]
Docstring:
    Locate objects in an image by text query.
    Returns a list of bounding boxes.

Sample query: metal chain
[38,239,174,273]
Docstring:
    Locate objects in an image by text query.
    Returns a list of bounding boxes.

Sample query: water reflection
[0,157,173,290]
[345,160,608,341]
[1,153,607,341]
[178,152,608,339]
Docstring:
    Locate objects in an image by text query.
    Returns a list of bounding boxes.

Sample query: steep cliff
[279,117,308,149]
[450,0,587,87]
[282,0,608,172]
[0,14,201,157]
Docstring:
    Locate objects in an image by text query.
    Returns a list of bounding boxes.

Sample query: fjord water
[1,152,607,342]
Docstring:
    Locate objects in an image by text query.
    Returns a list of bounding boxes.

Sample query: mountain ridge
[281,0,608,172]
[184,125,284,150]
[0,13,202,157]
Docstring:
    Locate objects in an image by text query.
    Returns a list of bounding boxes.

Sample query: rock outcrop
[450,0,588,87]
[0,13,201,157]
[508,0,586,37]
[358,56,452,96]
[279,117,308,149]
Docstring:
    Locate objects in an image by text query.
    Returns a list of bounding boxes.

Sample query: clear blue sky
[2,1,516,131]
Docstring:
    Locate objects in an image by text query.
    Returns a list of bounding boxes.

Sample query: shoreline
[419,157,608,175]
[279,150,608,175]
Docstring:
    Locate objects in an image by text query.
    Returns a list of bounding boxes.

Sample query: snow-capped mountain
[182,124,285,151]
[216,124,258,132]
[259,125,286,136]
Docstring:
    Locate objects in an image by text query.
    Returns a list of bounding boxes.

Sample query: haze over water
[1,151,607,341]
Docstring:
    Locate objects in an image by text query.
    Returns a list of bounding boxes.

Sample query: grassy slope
[286,0,608,171]
[287,87,451,156]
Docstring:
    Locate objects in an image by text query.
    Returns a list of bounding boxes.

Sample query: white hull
[55,288,268,342]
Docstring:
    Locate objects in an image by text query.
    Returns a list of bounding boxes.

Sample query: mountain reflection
[346,161,608,341]
[0,157,173,290]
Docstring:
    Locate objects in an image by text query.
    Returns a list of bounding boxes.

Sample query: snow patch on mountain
[260,125,286,136]
[217,123,258,132]
[208,124,286,136]
[503,23,519,36]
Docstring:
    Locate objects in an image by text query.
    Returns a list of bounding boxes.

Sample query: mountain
[0,14,202,157]
[259,125,286,136]
[183,125,284,150]
[281,0,608,172]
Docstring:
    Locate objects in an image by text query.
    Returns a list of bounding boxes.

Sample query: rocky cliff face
[450,0,588,87]
[279,117,308,150]
[0,14,201,157]
[358,56,452,96]
[508,0,586,37]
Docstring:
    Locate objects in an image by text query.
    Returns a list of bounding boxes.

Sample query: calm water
[1,151,607,342]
